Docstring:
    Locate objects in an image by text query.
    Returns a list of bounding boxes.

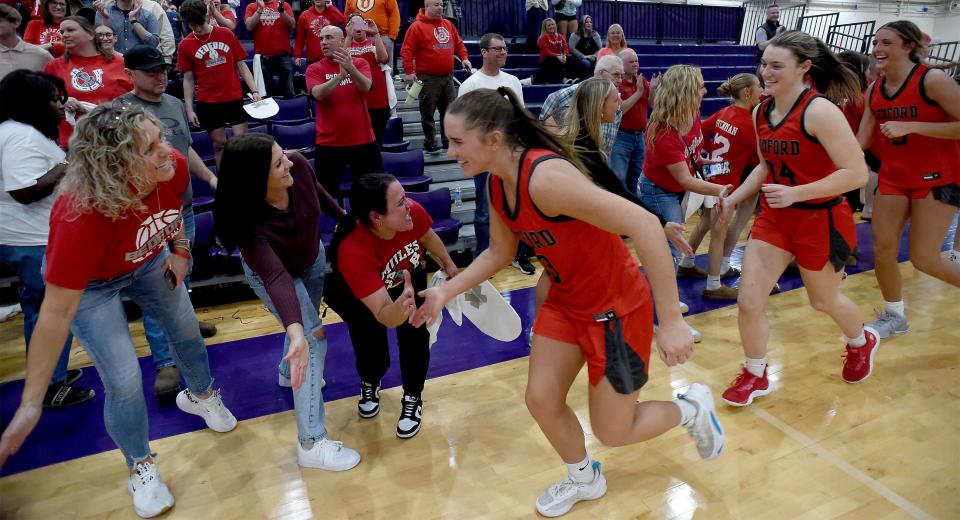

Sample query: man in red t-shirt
[244,0,295,97]
[609,48,658,196]
[305,24,381,197]
[294,0,344,68]
[179,0,260,166]
[399,0,470,154]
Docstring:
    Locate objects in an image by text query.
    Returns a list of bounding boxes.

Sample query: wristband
[173,238,191,251]
[130,18,140,24]
[172,248,191,260]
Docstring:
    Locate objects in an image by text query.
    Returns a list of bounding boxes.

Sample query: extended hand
[655,319,694,366]
[283,335,309,389]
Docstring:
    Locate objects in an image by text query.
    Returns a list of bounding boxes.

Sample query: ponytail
[766,31,862,106]
[717,72,759,99]
[448,87,586,173]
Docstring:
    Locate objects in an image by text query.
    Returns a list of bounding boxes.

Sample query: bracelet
[173,238,191,251]
[172,248,191,260]
[130,18,140,24]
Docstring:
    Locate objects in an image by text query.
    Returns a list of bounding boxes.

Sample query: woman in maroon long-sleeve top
[213,133,361,472]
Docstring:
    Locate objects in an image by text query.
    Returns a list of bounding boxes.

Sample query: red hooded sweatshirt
[400,9,467,77]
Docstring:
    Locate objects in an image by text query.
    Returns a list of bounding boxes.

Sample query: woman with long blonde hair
[678,73,763,300]
[0,103,237,518]
[597,23,626,59]
[857,20,960,341]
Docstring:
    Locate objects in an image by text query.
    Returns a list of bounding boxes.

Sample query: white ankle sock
[884,300,905,317]
[566,455,593,483]
[706,275,721,290]
[679,255,696,268]
[721,256,731,273]
[744,357,766,377]
[673,397,697,427]
[846,330,867,348]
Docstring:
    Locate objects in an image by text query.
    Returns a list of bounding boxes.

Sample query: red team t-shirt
[702,104,760,188]
[244,0,294,57]
[211,6,238,29]
[337,201,433,299]
[347,38,388,109]
[295,6,346,62]
[43,54,133,147]
[642,116,704,193]
[868,63,959,190]
[618,75,651,133]
[44,151,189,289]
[177,26,248,103]
[305,56,375,146]
[23,20,64,57]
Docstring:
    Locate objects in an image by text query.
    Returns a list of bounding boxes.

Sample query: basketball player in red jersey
[856,20,960,340]
[719,31,877,407]
[412,87,725,518]
[681,72,763,299]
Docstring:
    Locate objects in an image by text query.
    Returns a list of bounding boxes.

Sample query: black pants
[534,57,577,85]
[314,141,383,198]
[368,107,391,146]
[418,73,456,147]
[324,268,430,398]
[260,53,296,98]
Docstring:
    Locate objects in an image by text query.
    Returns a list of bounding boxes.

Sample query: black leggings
[324,268,430,398]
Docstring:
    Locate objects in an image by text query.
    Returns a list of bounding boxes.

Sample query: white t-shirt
[458,69,525,106]
[0,120,66,246]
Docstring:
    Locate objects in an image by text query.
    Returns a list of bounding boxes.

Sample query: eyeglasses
[51,92,67,104]
[483,46,508,53]
[96,32,115,39]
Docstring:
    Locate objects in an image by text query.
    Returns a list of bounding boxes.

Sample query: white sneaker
[679,301,690,314]
[0,303,21,323]
[689,326,702,344]
[297,438,361,471]
[176,389,237,433]
[947,250,960,265]
[677,383,725,460]
[128,459,175,518]
[535,461,607,517]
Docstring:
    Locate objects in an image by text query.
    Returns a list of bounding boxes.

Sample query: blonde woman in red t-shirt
[535,17,574,85]
[0,104,237,518]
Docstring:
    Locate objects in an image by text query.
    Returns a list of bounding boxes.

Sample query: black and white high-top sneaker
[396,395,423,439]
[358,382,380,418]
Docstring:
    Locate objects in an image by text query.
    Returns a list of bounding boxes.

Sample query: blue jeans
[241,245,329,445]
[143,206,195,370]
[473,172,489,255]
[0,244,73,385]
[638,174,684,260]
[68,251,213,467]
[261,53,296,98]
[609,130,646,195]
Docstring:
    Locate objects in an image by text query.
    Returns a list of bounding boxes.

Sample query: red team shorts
[533,298,653,393]
[751,200,857,272]
[878,178,960,207]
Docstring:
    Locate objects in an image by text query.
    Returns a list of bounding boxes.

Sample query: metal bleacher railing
[825,20,876,54]
[740,0,806,46]
[927,41,960,79]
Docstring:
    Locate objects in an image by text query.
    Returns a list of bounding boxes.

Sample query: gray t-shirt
[118,92,194,206]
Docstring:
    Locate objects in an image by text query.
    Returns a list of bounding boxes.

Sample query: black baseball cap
[124,45,168,71]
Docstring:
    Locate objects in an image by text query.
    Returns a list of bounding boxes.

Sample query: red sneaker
[721,367,771,406]
[842,327,880,383]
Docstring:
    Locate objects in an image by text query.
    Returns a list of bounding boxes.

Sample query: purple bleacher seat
[405,189,462,245]
[271,121,316,155]
[319,211,336,248]
[191,211,216,280]
[382,149,431,192]
[248,125,271,135]
[191,130,214,163]
[165,79,183,100]
[191,168,215,213]
[269,95,311,125]
[381,117,410,152]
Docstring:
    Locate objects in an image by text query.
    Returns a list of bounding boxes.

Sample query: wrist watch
[130,18,140,24]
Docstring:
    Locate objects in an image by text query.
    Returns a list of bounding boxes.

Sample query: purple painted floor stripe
[1,220,955,476]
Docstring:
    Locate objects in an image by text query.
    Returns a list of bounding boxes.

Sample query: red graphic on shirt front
[433,26,450,44]
[381,240,423,289]
[70,68,104,92]
[126,209,182,263]
[355,0,374,13]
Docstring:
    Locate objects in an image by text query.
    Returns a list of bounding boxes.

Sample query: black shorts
[554,12,577,21]
[194,99,248,132]
[932,183,960,208]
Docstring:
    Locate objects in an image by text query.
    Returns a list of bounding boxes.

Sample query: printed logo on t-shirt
[347,43,375,57]
[195,41,231,68]
[325,72,354,87]
[125,209,183,263]
[40,27,61,45]
[355,0,375,13]
[259,8,281,25]
[433,26,450,44]
[309,16,330,36]
[70,67,104,92]
[381,241,423,289]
